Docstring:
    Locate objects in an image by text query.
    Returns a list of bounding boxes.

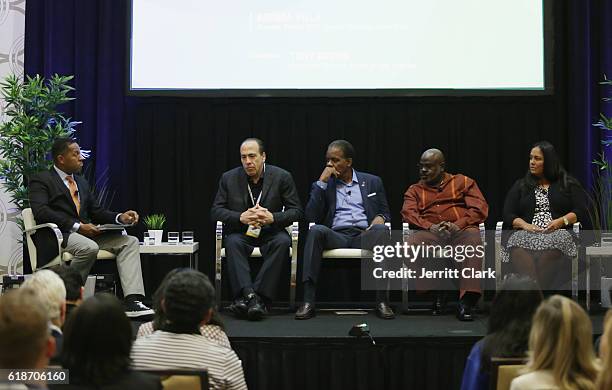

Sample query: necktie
[65,176,80,215]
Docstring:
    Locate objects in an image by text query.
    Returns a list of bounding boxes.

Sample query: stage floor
[221,309,605,339]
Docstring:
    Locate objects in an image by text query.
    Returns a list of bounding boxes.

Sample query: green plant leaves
[0,73,77,231]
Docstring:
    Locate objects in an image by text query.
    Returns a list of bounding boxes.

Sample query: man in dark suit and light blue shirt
[211,138,303,321]
[295,140,395,320]
[28,138,153,318]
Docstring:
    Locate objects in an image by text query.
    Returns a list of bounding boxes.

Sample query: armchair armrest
[25,222,62,236]
[289,222,299,309]
[24,222,63,271]
[215,221,223,280]
[402,222,411,242]
[479,223,486,246]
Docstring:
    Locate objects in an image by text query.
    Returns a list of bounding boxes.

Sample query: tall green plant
[0,74,78,218]
[591,76,612,231]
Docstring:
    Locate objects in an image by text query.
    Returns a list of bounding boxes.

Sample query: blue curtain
[25,0,129,196]
[567,0,612,188]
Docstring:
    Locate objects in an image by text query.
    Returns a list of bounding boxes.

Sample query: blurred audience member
[461,275,542,390]
[23,270,66,364]
[0,288,55,370]
[596,310,612,390]
[510,295,598,390]
[136,268,230,349]
[57,293,161,389]
[53,266,84,321]
[131,270,246,390]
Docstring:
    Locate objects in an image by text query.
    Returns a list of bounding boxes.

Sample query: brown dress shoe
[295,302,316,320]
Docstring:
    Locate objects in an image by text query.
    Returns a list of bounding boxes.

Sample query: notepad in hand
[97,224,131,231]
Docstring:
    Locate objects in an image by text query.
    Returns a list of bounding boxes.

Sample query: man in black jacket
[28,138,152,318]
[211,138,303,320]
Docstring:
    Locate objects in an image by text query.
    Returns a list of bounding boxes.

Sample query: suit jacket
[210,164,303,235]
[305,170,391,227]
[28,169,118,267]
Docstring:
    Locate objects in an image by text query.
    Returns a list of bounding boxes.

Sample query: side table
[586,245,612,312]
[139,242,200,269]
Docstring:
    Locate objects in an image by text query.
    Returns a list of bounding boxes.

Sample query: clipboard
[96,224,132,231]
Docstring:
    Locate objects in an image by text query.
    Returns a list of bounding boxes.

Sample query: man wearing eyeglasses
[296,140,394,320]
[402,148,488,321]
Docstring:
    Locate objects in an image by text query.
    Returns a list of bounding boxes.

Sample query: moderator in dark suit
[211,162,303,303]
[29,169,116,244]
[29,166,147,299]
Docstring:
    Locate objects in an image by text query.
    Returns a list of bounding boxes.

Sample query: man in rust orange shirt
[401,149,488,321]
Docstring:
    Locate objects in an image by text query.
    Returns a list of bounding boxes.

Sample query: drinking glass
[182,231,194,244]
[168,231,180,245]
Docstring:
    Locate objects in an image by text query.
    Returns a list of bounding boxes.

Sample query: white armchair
[23,207,116,272]
[401,222,486,312]
[214,221,299,309]
[494,221,582,302]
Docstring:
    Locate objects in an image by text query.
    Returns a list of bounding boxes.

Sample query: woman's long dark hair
[522,141,579,192]
[480,275,543,373]
[152,268,225,332]
[61,293,132,386]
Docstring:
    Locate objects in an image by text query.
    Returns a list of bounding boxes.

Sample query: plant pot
[148,229,163,245]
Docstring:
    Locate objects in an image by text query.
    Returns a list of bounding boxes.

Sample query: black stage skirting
[218,311,605,390]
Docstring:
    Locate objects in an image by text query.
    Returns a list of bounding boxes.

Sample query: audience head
[326,140,355,181]
[418,148,446,186]
[22,269,67,327]
[528,294,598,389]
[152,267,187,330]
[240,138,266,179]
[53,266,84,303]
[0,288,54,369]
[480,275,543,372]
[152,268,224,332]
[62,293,132,386]
[161,269,215,333]
[596,310,612,389]
[488,274,542,335]
[52,137,83,174]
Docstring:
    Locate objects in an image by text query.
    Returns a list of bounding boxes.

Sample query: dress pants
[302,224,389,301]
[224,230,291,300]
[65,232,145,296]
[404,228,483,298]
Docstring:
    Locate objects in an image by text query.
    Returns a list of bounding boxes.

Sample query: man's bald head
[421,149,445,164]
[418,148,446,186]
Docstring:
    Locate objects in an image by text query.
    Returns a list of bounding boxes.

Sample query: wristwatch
[563,216,569,226]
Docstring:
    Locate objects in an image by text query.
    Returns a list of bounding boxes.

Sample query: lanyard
[247,163,265,206]
[247,184,262,207]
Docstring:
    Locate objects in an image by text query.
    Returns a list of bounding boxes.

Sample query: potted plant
[0,73,78,230]
[143,214,166,245]
[591,76,612,245]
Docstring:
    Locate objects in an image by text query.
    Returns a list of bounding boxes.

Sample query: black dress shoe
[247,294,267,321]
[376,302,395,319]
[457,300,474,322]
[295,302,316,320]
[227,297,249,318]
[431,294,446,316]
